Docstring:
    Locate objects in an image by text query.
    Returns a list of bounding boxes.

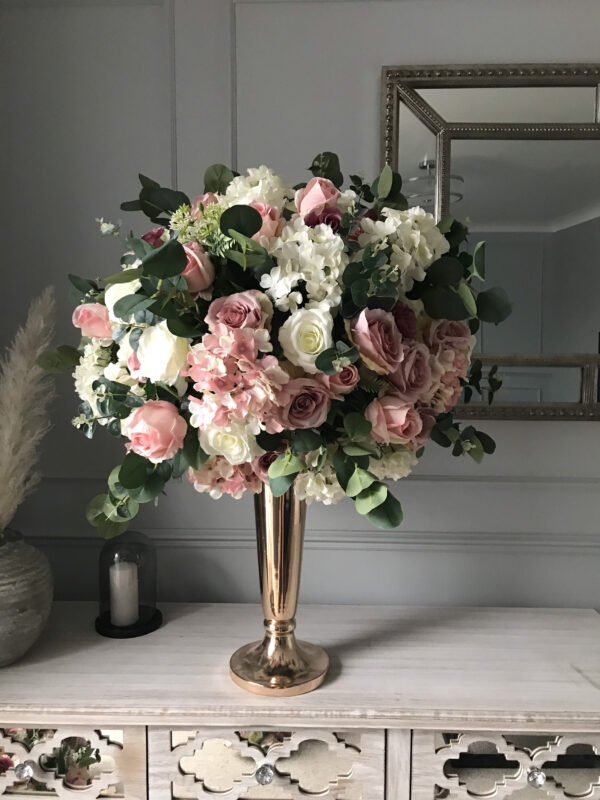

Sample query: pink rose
[249,201,283,240]
[72,303,112,341]
[182,243,215,295]
[414,406,437,449]
[141,227,166,248]
[191,192,218,220]
[317,364,359,396]
[278,378,331,430]
[206,290,271,334]
[424,319,472,352]
[388,342,432,403]
[305,207,342,232]
[347,309,404,374]
[365,396,423,445]
[295,177,340,217]
[252,450,282,483]
[122,400,186,463]
[391,302,417,339]
[0,755,14,775]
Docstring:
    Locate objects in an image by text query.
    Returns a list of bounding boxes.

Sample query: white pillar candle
[109,561,139,627]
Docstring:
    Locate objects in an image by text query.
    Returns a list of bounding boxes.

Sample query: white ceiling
[397,86,600,231]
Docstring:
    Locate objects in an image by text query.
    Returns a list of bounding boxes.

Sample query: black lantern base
[95,606,163,639]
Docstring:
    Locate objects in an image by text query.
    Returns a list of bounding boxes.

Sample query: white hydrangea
[103,361,145,396]
[368,446,418,481]
[294,464,345,506]
[224,165,293,209]
[337,189,357,215]
[73,340,112,424]
[358,206,449,292]
[261,217,348,311]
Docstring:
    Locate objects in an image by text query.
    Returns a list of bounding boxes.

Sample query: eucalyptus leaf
[366,492,403,529]
[476,287,512,324]
[458,282,478,317]
[268,473,296,497]
[119,452,153,489]
[220,205,262,239]
[355,482,388,515]
[345,467,376,498]
[376,164,393,199]
[204,163,234,194]
[142,238,187,279]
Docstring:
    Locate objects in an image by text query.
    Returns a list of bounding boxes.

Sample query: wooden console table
[1,603,600,799]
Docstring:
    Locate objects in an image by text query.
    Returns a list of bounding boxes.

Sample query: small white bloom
[368,447,418,481]
[137,321,190,385]
[199,424,260,465]
[225,165,293,209]
[337,189,357,215]
[104,277,142,323]
[96,217,120,236]
[72,340,112,423]
[294,464,344,505]
[278,306,333,373]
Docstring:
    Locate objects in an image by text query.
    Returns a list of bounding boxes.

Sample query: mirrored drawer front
[0,726,146,800]
[149,727,384,799]
[412,731,600,800]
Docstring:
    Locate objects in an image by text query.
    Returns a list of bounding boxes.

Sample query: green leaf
[104,494,139,523]
[256,431,285,451]
[376,164,393,199]
[120,199,142,212]
[458,282,477,317]
[437,215,454,234]
[427,256,464,286]
[86,494,109,525]
[332,449,354,491]
[472,241,486,280]
[128,472,166,503]
[113,293,154,321]
[103,267,144,286]
[37,345,81,373]
[268,473,296,497]
[343,441,379,457]
[308,152,343,188]
[345,467,376,498]
[139,173,160,189]
[167,315,202,338]
[204,163,234,194]
[343,412,372,440]
[422,285,469,321]
[467,436,484,463]
[142,238,187,279]
[314,347,338,376]
[477,287,512,324]
[476,430,496,454]
[366,492,403,529]
[107,466,129,499]
[68,274,98,295]
[119,452,153,489]
[292,429,322,453]
[220,205,262,239]
[268,451,305,479]
[355,481,388,515]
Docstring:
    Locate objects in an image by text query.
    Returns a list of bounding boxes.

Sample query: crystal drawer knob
[527,768,547,788]
[256,764,275,785]
[14,761,35,781]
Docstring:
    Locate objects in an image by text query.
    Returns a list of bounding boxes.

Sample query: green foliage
[345,466,376,497]
[355,481,388,515]
[308,151,343,188]
[220,205,263,239]
[476,287,513,324]
[343,412,372,440]
[291,429,322,453]
[118,452,153,489]
[267,449,306,497]
[204,163,234,194]
[37,345,81,373]
[472,241,486,279]
[142,238,187,279]
[113,294,154,321]
[121,174,190,224]
[315,341,359,375]
[374,164,393,199]
[103,267,144,286]
[366,492,403,528]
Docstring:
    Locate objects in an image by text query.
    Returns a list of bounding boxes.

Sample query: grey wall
[3,0,600,607]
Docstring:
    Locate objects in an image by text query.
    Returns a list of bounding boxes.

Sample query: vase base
[230,637,329,697]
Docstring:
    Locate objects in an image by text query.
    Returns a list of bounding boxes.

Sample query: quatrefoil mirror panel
[382,63,600,420]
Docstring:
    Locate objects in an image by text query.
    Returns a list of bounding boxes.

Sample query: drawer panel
[149,727,385,799]
[0,726,146,800]
[412,731,600,800]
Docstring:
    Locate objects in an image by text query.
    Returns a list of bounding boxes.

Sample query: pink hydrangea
[188,457,261,499]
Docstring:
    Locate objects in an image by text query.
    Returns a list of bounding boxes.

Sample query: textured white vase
[0,530,53,667]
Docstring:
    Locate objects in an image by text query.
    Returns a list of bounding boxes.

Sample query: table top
[2,602,600,730]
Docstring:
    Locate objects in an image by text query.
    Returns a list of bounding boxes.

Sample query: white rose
[278,307,333,373]
[199,424,259,465]
[104,277,142,322]
[137,321,190,385]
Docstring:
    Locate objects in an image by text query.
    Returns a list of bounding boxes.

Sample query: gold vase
[229,485,329,696]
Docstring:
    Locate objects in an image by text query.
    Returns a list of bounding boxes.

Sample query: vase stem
[229,485,329,696]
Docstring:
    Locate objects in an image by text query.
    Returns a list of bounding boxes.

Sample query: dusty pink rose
[72,303,112,341]
[317,364,359,396]
[249,201,283,240]
[388,342,432,403]
[252,450,282,483]
[414,406,437,449]
[123,400,186,463]
[0,755,14,775]
[391,302,418,339]
[365,396,423,445]
[347,308,404,374]
[191,192,218,220]
[278,378,331,430]
[304,206,342,232]
[295,176,341,217]
[206,290,270,333]
[424,319,472,352]
[182,243,215,295]
[141,227,166,248]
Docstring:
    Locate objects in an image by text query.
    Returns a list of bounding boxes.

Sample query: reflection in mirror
[483,366,582,403]
[397,102,438,210]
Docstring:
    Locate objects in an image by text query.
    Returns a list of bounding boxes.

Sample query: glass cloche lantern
[95,531,162,638]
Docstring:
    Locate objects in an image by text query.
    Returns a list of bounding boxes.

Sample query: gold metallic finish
[230,485,329,696]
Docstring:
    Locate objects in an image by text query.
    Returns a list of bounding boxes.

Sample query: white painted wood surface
[2,603,600,731]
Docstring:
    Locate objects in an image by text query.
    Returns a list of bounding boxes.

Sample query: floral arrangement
[43,153,510,536]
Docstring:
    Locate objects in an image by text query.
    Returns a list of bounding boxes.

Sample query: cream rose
[104,277,142,322]
[137,321,190,385]
[199,424,259,465]
[278,307,333,373]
